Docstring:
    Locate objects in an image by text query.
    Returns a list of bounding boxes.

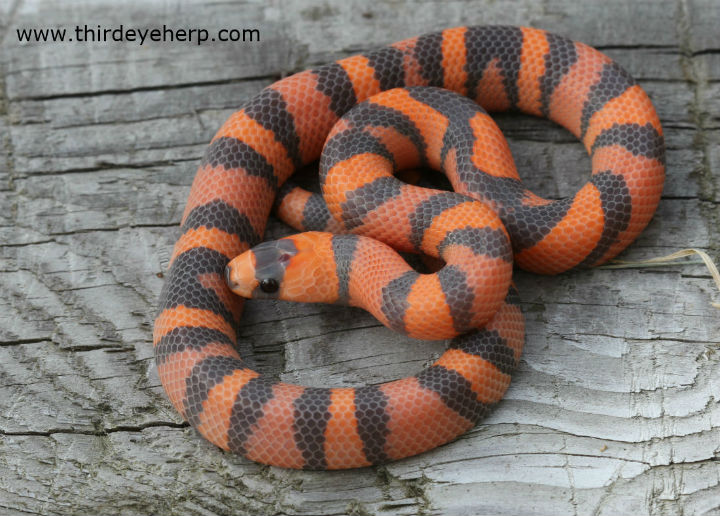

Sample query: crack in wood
[6,75,282,103]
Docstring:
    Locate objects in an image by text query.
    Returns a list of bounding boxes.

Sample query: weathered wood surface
[1,0,719,514]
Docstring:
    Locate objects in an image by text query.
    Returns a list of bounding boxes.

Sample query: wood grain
[1,0,719,514]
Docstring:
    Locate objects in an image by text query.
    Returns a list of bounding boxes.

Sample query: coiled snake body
[154,26,664,469]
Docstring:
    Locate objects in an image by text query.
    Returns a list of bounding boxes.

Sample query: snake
[153,25,665,470]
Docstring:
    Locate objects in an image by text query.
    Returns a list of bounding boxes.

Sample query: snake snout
[224,264,235,289]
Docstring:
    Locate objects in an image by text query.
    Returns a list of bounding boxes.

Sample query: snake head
[226,232,337,303]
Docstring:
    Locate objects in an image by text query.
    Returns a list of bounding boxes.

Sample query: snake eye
[259,277,279,293]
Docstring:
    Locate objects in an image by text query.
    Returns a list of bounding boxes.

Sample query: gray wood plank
[2,0,719,515]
